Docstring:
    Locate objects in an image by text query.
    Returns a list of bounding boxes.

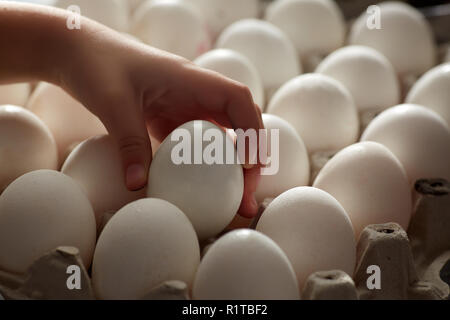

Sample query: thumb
[101,102,152,191]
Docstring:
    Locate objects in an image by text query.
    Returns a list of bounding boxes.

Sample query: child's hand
[0,3,263,217]
[62,27,263,217]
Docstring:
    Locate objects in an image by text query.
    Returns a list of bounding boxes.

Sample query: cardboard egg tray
[0,175,448,300]
[0,0,449,302]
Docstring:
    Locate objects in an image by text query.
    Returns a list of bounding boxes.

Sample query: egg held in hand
[147,120,244,241]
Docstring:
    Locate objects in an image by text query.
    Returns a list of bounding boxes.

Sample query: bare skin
[0,3,263,217]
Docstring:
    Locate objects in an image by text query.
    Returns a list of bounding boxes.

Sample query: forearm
[0,2,82,85]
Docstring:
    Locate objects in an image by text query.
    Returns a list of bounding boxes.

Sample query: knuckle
[118,136,148,155]
[237,83,253,101]
[97,95,132,118]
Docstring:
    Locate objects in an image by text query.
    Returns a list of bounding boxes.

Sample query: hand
[58,19,264,218]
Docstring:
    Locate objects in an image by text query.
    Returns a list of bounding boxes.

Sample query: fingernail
[126,164,147,191]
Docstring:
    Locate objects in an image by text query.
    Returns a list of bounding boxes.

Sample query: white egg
[184,0,259,40]
[216,19,301,96]
[266,0,345,59]
[54,0,129,32]
[147,120,244,240]
[194,49,265,108]
[0,105,58,192]
[26,83,107,166]
[255,114,309,202]
[193,229,300,300]
[131,0,211,60]
[267,74,359,154]
[62,135,146,226]
[349,2,436,76]
[361,104,450,186]
[406,63,450,127]
[92,198,200,300]
[0,83,30,107]
[0,170,96,274]
[256,187,356,289]
[316,45,400,111]
[313,141,412,237]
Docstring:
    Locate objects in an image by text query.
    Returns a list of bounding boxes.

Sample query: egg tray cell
[0,177,448,300]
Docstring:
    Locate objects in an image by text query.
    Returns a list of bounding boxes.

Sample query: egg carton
[0,177,448,300]
[241,178,450,300]
[0,245,189,300]
[309,149,449,299]
[304,178,450,300]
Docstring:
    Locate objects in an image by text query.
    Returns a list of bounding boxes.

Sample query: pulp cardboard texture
[142,280,189,300]
[0,247,94,300]
[310,151,336,185]
[302,270,358,300]
[0,178,448,300]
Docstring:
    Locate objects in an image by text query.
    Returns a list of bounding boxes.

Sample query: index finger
[182,64,265,166]
[183,63,264,133]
